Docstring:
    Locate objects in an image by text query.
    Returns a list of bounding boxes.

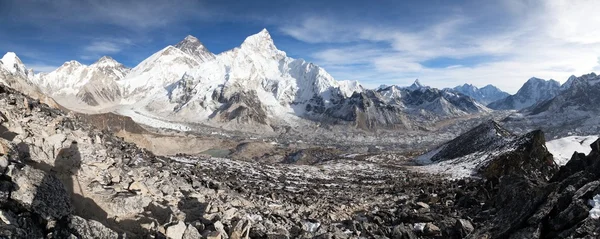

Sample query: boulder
[68,215,119,239]
[10,166,72,220]
[166,221,187,239]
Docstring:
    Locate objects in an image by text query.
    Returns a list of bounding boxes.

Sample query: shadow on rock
[22,141,113,235]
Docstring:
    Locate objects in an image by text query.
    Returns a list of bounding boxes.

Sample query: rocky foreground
[0,83,598,238]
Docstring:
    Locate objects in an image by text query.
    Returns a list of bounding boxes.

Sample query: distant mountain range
[0,29,495,132]
[2,28,599,134]
[450,84,509,105]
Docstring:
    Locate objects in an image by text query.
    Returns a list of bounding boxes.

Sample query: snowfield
[546,135,598,166]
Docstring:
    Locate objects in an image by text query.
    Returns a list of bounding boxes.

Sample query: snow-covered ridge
[488,77,561,110]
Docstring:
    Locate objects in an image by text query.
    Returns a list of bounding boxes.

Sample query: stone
[222,208,238,221]
[213,221,229,239]
[68,215,119,239]
[0,210,17,225]
[229,219,251,239]
[166,221,187,239]
[0,155,8,174]
[182,224,202,239]
[455,219,474,237]
[392,223,417,239]
[10,166,72,220]
[205,231,222,239]
[423,223,441,236]
[128,181,149,195]
[416,202,430,209]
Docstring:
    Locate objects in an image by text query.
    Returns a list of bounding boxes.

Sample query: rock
[392,223,417,239]
[222,208,238,221]
[128,181,149,195]
[416,202,430,209]
[213,221,229,239]
[182,224,202,239]
[455,219,474,237]
[68,215,119,239]
[166,221,187,239]
[10,166,72,220]
[229,218,251,239]
[301,220,321,233]
[0,210,17,225]
[205,231,222,239]
[549,199,590,231]
[423,223,441,236]
[0,155,8,173]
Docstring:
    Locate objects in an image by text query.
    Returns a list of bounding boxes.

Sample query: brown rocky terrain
[0,82,598,239]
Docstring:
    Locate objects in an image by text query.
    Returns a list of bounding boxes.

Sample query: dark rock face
[481,130,558,181]
[319,90,408,129]
[214,90,270,125]
[468,138,600,238]
[424,120,515,163]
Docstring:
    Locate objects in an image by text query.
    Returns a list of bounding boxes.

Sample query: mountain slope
[0,52,56,106]
[417,121,558,180]
[501,73,600,138]
[452,84,509,105]
[488,77,561,110]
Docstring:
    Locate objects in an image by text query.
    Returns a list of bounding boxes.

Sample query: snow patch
[588,194,600,219]
[546,135,597,166]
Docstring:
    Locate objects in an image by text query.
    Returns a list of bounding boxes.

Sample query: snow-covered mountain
[376,81,490,118]
[451,84,509,105]
[0,52,54,105]
[32,56,130,107]
[488,77,561,110]
[9,29,493,131]
[501,73,600,138]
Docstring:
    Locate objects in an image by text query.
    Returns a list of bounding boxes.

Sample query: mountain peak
[92,56,121,68]
[241,28,277,52]
[61,60,83,67]
[175,35,214,62]
[407,79,426,91]
[0,52,26,74]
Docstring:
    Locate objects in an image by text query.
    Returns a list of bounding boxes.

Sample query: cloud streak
[282,0,600,93]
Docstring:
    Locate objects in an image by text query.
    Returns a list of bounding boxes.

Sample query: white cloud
[28,63,59,73]
[281,0,600,93]
[81,38,133,60]
[84,41,122,54]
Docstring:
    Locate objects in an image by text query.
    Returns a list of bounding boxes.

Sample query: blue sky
[2,0,600,93]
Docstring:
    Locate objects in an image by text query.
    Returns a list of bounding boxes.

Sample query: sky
[2,0,600,93]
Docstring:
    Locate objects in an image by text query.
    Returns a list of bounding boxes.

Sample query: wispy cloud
[28,63,60,73]
[80,38,133,60]
[4,0,213,31]
[281,0,600,93]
